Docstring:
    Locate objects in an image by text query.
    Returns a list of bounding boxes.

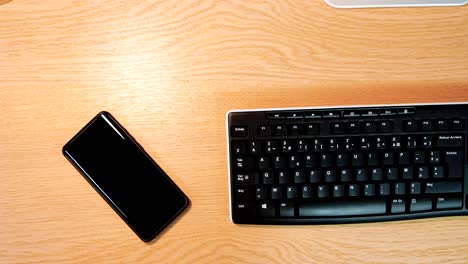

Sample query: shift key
[444,151,463,178]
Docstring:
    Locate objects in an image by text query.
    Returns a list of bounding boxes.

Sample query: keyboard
[227,103,468,224]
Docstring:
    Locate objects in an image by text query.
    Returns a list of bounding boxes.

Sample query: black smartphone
[62,111,189,242]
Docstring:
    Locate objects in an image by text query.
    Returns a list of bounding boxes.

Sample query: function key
[274,125,287,136]
[450,119,465,130]
[363,122,377,133]
[397,108,415,115]
[343,110,361,118]
[379,121,393,133]
[232,126,248,137]
[436,120,448,130]
[362,109,379,117]
[421,120,433,131]
[380,109,397,116]
[258,125,272,136]
[404,120,418,132]
[304,111,322,119]
[331,122,345,134]
[286,112,304,119]
[289,124,303,136]
[305,124,320,135]
[266,112,285,119]
[348,122,361,133]
[322,111,341,118]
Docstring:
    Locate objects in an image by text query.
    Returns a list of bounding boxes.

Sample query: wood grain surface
[1,0,468,263]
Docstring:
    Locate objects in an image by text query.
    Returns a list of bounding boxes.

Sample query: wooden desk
[1,0,468,263]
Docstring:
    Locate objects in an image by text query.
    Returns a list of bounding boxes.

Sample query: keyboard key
[259,202,276,217]
[266,112,285,119]
[279,202,295,217]
[436,120,448,130]
[356,168,368,181]
[379,183,390,196]
[313,139,325,152]
[391,199,406,214]
[236,202,255,218]
[264,141,278,154]
[302,186,313,198]
[286,112,303,119]
[262,171,274,184]
[325,170,337,182]
[234,157,254,170]
[402,167,413,180]
[375,136,387,149]
[381,109,397,116]
[362,109,379,117]
[317,185,329,198]
[433,166,444,178]
[275,125,287,136]
[406,136,417,148]
[364,122,377,133]
[410,182,421,194]
[397,108,415,115]
[398,152,410,165]
[383,152,394,165]
[436,197,462,210]
[273,156,286,169]
[386,168,398,180]
[286,186,298,199]
[258,157,271,169]
[289,155,302,168]
[425,181,462,194]
[258,125,272,136]
[333,185,344,197]
[371,168,383,181]
[299,200,386,217]
[340,169,352,182]
[236,187,255,200]
[437,135,463,148]
[404,120,418,131]
[348,184,360,196]
[343,110,360,117]
[271,187,283,199]
[414,151,425,164]
[235,172,258,185]
[394,183,406,195]
[331,122,345,134]
[281,140,294,153]
[410,198,432,212]
[444,151,463,178]
[321,154,333,167]
[368,152,379,166]
[250,141,261,154]
[277,171,290,184]
[390,136,402,149]
[421,135,433,148]
[305,154,319,168]
[304,111,321,119]
[231,141,246,155]
[379,121,393,133]
[309,170,321,183]
[336,153,349,167]
[289,124,302,136]
[421,120,433,131]
[232,126,248,137]
[293,170,306,183]
[429,151,440,163]
[364,184,376,196]
[416,167,428,179]
[305,124,320,135]
[450,119,464,130]
[352,153,365,167]
[328,138,341,151]
[256,187,267,199]
[348,122,361,133]
[323,111,341,118]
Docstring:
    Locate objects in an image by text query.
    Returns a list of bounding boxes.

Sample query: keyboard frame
[226,102,468,224]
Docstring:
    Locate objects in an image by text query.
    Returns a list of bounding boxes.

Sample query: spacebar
[299,200,387,217]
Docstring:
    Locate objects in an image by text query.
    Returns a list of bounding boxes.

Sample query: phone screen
[63,112,188,241]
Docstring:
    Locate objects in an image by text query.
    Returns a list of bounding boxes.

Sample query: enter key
[444,151,463,178]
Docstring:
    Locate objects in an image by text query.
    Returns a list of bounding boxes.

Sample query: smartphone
[62,111,189,242]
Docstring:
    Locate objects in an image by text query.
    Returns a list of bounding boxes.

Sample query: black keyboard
[227,103,468,224]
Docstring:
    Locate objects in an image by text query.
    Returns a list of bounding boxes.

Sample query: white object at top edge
[324,0,467,8]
